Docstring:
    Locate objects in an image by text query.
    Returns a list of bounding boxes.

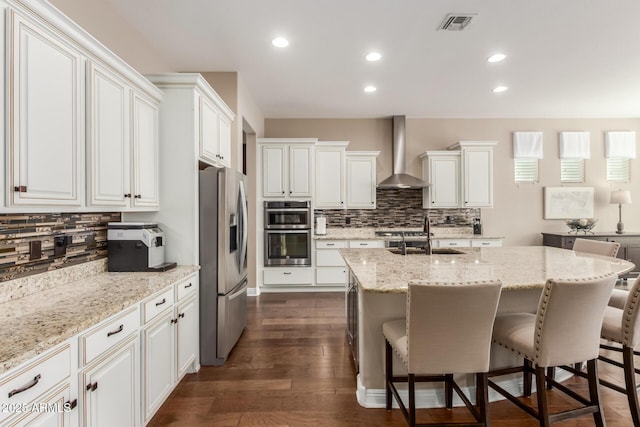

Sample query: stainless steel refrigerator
[199,166,248,366]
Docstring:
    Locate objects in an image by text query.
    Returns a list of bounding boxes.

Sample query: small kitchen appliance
[107,222,177,272]
[315,216,327,235]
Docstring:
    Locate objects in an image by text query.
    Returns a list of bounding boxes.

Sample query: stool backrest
[535,274,617,367]
[407,281,502,375]
[622,276,640,348]
[572,238,620,258]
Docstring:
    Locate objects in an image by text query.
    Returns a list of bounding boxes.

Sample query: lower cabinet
[434,238,503,248]
[82,336,139,427]
[142,312,174,422]
[6,384,73,427]
[176,295,199,379]
[315,240,347,286]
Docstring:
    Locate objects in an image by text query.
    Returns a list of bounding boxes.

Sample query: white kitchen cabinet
[260,139,315,199]
[421,151,461,208]
[348,240,385,248]
[315,240,347,286]
[198,84,234,168]
[456,142,496,208]
[176,293,198,379]
[433,238,503,248]
[5,384,73,427]
[87,66,160,210]
[7,9,83,207]
[142,311,174,423]
[82,336,139,427]
[419,142,496,209]
[346,152,379,209]
[315,142,348,208]
[263,267,314,285]
[86,61,130,207]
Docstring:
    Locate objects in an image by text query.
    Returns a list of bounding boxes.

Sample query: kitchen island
[340,246,634,408]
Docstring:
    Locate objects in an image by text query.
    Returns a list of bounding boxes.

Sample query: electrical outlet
[345,217,351,225]
[29,241,42,260]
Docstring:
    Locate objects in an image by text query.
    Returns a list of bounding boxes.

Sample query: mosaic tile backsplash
[315,188,480,229]
[0,212,120,283]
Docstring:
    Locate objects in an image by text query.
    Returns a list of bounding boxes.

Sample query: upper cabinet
[8,9,84,207]
[315,141,348,208]
[198,86,234,168]
[260,139,315,199]
[3,2,163,212]
[345,152,379,209]
[421,141,496,209]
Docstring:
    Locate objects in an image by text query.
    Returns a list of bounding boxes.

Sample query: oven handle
[265,208,310,213]
[265,229,311,234]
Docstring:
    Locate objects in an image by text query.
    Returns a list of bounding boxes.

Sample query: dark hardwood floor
[149,292,636,426]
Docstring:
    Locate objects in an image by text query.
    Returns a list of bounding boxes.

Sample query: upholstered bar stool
[597,275,640,426]
[489,274,617,426]
[383,280,502,427]
[572,238,621,258]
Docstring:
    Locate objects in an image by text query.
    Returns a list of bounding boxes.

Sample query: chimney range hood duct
[377,116,429,189]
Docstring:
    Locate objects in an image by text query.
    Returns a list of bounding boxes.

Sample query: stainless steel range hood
[377,116,429,189]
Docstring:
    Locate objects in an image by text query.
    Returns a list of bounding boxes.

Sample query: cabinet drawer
[315,240,347,249]
[316,249,346,267]
[316,267,347,285]
[471,239,502,248]
[81,306,139,366]
[176,275,198,301]
[0,344,71,423]
[143,287,175,324]
[264,268,313,285]
[438,239,471,248]
[349,240,384,248]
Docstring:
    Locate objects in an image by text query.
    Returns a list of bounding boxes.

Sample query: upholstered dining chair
[382,280,502,427]
[572,238,620,258]
[489,274,617,427]
[596,275,640,426]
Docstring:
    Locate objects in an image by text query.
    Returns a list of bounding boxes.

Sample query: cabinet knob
[135,194,142,199]
[124,193,131,198]
[65,399,78,410]
[86,382,98,392]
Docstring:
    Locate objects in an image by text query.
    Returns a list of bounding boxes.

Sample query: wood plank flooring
[149,292,636,426]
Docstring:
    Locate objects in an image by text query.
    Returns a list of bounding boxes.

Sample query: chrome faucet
[423,215,433,255]
[400,231,407,255]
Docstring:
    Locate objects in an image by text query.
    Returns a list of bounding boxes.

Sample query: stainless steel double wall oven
[264,201,312,266]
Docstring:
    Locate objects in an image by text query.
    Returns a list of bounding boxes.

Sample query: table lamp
[610,190,632,234]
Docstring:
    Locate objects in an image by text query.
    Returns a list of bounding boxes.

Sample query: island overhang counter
[340,246,634,408]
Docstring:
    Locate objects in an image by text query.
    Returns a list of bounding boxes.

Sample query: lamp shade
[610,190,632,205]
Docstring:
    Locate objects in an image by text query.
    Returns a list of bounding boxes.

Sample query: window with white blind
[560,159,585,183]
[607,158,630,182]
[514,158,539,183]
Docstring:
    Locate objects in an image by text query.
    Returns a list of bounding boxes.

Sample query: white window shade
[559,132,590,159]
[605,131,636,158]
[513,131,543,159]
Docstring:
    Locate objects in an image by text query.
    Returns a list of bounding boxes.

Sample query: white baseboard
[247,287,261,297]
[355,369,573,409]
[257,286,344,293]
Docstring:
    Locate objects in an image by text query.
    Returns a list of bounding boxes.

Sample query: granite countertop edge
[314,227,504,240]
[0,265,200,375]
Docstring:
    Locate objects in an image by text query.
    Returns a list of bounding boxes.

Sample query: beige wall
[266,117,640,246]
[49,0,175,73]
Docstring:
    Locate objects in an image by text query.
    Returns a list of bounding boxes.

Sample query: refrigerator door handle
[228,279,248,301]
[238,179,248,272]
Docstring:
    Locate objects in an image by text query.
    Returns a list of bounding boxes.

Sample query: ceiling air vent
[438,14,476,31]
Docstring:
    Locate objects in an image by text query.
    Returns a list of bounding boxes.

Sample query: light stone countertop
[340,246,634,294]
[0,263,199,374]
[314,227,504,241]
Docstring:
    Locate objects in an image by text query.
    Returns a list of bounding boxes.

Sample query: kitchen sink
[387,248,466,255]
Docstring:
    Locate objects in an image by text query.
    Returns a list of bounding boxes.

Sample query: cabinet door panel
[315,148,344,208]
[346,157,376,209]
[83,338,137,427]
[132,93,159,207]
[262,145,286,197]
[218,116,232,168]
[87,63,129,206]
[289,146,311,197]
[177,296,198,379]
[200,96,219,165]
[9,11,82,206]
[429,157,459,207]
[143,313,174,422]
[463,149,492,207]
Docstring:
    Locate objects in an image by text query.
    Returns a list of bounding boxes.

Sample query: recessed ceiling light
[364,86,377,93]
[487,53,506,63]
[365,52,382,62]
[272,37,289,48]
[493,86,508,93]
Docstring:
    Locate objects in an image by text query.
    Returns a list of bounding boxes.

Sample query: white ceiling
[107,0,640,119]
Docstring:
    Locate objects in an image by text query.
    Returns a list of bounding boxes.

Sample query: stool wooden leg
[535,365,551,427]
[622,345,640,426]
[586,359,605,427]
[524,359,533,397]
[445,374,453,409]
[545,367,555,390]
[408,373,416,427]
[385,340,392,410]
[476,372,489,426]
